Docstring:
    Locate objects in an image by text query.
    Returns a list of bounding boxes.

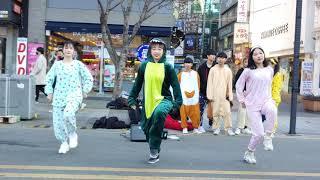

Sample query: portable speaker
[130,124,146,142]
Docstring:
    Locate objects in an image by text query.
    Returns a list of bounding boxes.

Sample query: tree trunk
[112,47,128,99]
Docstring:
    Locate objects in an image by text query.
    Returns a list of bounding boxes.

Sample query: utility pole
[200,0,207,59]
[289,0,303,134]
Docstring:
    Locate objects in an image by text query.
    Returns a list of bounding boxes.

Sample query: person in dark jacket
[197,49,217,132]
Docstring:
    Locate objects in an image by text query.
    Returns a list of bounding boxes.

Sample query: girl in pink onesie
[236,47,277,164]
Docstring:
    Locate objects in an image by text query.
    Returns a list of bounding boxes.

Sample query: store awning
[45,21,171,36]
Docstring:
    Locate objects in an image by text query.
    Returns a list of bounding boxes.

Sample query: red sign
[16,38,28,75]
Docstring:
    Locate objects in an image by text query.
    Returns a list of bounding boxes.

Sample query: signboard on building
[136,44,149,62]
[104,64,115,88]
[16,37,28,75]
[237,0,248,22]
[234,23,249,44]
[27,42,44,75]
[0,11,9,20]
[300,60,314,95]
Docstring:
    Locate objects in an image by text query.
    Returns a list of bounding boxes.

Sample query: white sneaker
[80,103,86,110]
[193,128,201,134]
[213,128,220,135]
[182,128,188,134]
[227,129,235,136]
[69,132,78,148]
[198,126,206,133]
[235,128,241,135]
[242,128,252,134]
[243,151,256,164]
[58,142,70,154]
[263,136,274,151]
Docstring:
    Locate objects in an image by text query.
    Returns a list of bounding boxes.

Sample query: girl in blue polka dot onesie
[45,42,93,154]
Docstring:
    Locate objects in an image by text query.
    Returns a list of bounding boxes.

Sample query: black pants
[35,85,47,101]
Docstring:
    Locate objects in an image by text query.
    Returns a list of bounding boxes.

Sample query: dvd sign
[16,37,28,75]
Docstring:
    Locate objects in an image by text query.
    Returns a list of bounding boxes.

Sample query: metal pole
[289,0,303,134]
[200,0,206,59]
[98,43,104,95]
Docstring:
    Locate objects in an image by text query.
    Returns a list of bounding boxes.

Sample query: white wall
[249,0,314,57]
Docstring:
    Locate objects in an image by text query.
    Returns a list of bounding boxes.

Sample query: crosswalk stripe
[0,165,319,177]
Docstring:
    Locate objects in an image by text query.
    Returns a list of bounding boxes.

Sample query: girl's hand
[47,94,53,102]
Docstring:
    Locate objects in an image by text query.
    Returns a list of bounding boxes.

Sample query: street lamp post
[289,0,303,134]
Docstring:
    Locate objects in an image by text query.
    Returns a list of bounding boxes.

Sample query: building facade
[249,0,315,93]
[0,0,28,74]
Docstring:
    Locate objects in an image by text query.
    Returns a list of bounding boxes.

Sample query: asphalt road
[0,127,319,179]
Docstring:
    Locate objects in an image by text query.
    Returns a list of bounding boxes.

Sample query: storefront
[45,22,171,91]
[0,0,27,74]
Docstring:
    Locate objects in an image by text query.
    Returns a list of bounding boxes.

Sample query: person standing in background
[31,47,48,103]
[197,50,217,132]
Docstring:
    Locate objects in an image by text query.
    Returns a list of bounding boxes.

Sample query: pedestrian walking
[45,41,93,154]
[128,38,182,164]
[178,57,201,134]
[31,47,48,103]
[236,46,277,164]
[234,58,251,135]
[207,52,235,136]
[197,49,216,132]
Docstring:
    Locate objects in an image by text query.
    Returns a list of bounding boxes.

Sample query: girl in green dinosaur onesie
[128,38,182,164]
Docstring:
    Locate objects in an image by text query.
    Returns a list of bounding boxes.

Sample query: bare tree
[97,0,172,99]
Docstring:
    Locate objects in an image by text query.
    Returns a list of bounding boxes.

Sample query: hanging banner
[237,0,248,23]
[16,37,28,75]
[300,60,314,95]
[27,42,44,75]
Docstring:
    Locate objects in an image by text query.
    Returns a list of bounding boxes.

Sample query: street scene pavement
[0,91,320,179]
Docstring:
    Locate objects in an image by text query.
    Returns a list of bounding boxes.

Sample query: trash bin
[0,74,10,116]
[0,75,35,119]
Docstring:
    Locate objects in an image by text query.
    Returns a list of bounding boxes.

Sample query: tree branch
[128,0,172,43]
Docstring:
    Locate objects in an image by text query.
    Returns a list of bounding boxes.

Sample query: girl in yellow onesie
[270,58,283,133]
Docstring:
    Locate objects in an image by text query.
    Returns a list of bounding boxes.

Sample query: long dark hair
[247,47,269,69]
[273,62,280,76]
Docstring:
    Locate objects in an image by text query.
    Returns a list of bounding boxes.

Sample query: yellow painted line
[0,173,260,180]
[0,165,318,177]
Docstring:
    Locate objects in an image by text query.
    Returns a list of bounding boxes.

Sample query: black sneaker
[148,154,160,164]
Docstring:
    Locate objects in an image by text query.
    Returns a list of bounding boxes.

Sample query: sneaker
[263,136,274,151]
[182,128,188,134]
[148,154,160,164]
[193,128,201,134]
[227,129,235,136]
[58,142,69,154]
[35,101,39,104]
[242,128,252,135]
[213,128,220,135]
[235,128,241,135]
[243,150,256,164]
[69,132,78,149]
[198,126,206,133]
[80,103,86,110]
